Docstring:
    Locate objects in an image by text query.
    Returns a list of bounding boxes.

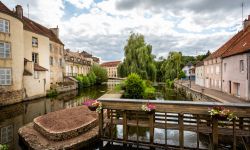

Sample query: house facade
[0,2,64,104]
[64,49,92,77]
[195,61,205,87]
[101,61,121,78]
[182,62,195,80]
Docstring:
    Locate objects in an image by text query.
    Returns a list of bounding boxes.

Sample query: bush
[0,144,8,150]
[178,70,186,79]
[81,76,90,88]
[124,73,145,99]
[143,86,156,99]
[166,79,174,88]
[87,71,96,85]
[91,65,108,84]
[46,89,58,98]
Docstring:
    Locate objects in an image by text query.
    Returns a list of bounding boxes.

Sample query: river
[0,80,196,150]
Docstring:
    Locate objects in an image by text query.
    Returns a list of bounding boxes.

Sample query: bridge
[98,98,250,150]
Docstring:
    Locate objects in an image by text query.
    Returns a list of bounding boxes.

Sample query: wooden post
[123,110,128,141]
[233,119,236,150]
[149,112,155,146]
[212,118,218,150]
[98,109,104,138]
[179,113,184,149]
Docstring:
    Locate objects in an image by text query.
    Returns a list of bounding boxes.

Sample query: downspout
[248,54,250,101]
[220,57,223,91]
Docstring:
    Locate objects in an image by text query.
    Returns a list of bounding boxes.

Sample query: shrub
[46,89,58,98]
[91,65,108,84]
[87,71,96,85]
[0,144,8,150]
[124,73,145,99]
[166,79,174,88]
[143,86,156,99]
[178,70,186,79]
[81,76,90,88]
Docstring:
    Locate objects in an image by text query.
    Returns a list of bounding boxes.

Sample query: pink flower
[83,99,97,106]
[147,103,156,111]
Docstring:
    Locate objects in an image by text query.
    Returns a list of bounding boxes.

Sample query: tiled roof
[34,63,48,71]
[64,49,86,60]
[101,61,121,67]
[205,30,244,60]
[222,27,250,57]
[195,61,204,67]
[0,2,63,45]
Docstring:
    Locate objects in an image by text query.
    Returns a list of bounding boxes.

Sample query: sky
[3,0,250,62]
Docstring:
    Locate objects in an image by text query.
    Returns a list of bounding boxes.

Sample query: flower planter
[213,114,228,121]
[146,110,155,114]
[88,106,98,111]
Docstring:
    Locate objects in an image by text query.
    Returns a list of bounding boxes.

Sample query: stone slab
[33,105,98,141]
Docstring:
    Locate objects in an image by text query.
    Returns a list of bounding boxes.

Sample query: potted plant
[141,103,156,113]
[83,99,102,113]
[208,106,238,121]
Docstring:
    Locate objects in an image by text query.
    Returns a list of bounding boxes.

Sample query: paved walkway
[179,81,248,103]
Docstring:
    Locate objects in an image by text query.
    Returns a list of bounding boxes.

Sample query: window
[34,71,39,79]
[50,57,53,66]
[224,63,227,72]
[49,43,52,52]
[0,42,10,58]
[0,19,9,33]
[1,125,13,143]
[0,68,11,85]
[59,58,62,67]
[216,66,220,74]
[32,37,38,47]
[32,53,39,64]
[240,60,244,72]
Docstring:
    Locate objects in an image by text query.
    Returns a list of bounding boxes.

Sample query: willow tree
[118,33,156,81]
[160,51,182,81]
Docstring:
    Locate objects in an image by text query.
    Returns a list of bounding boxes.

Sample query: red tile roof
[222,27,250,57]
[0,1,63,45]
[205,30,244,60]
[101,61,121,67]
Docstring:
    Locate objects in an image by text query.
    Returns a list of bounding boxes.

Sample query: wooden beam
[212,118,218,150]
[98,109,103,138]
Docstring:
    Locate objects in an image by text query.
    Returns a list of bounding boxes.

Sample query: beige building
[221,17,250,101]
[101,61,121,78]
[64,49,99,76]
[195,61,205,87]
[0,2,64,104]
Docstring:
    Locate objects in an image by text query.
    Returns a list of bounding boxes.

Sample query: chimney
[15,5,23,19]
[50,26,59,38]
[244,15,250,30]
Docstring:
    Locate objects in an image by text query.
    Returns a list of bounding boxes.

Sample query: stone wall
[174,82,217,102]
[0,89,23,106]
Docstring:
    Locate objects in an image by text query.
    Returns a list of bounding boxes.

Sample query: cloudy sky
[3,0,250,62]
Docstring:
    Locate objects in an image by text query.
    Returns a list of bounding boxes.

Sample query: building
[220,17,250,101]
[195,61,205,87]
[0,2,64,104]
[182,62,195,80]
[203,29,243,91]
[101,61,121,78]
[64,49,92,77]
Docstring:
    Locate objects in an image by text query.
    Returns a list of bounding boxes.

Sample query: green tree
[91,64,108,84]
[124,73,145,99]
[87,71,96,85]
[178,70,186,79]
[160,51,182,81]
[118,33,156,81]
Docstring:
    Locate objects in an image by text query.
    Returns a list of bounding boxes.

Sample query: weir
[98,98,250,150]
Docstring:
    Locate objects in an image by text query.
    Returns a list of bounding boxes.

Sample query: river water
[0,80,207,150]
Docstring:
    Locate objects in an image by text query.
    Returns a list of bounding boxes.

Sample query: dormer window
[0,19,9,33]
[32,37,38,47]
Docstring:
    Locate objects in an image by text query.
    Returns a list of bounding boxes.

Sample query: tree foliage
[118,33,156,81]
[124,73,145,99]
[91,64,108,84]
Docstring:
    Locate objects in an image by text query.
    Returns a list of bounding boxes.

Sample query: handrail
[98,98,250,149]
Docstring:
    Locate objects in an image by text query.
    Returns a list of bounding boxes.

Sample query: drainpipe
[248,54,250,101]
[221,58,223,91]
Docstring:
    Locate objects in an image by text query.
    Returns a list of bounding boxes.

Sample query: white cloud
[1,0,246,61]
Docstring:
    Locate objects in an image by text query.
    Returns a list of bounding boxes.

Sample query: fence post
[123,110,128,141]
[98,109,104,138]
[179,113,184,149]
[149,112,155,146]
[212,118,218,150]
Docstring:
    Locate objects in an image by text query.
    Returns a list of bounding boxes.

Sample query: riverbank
[175,80,248,103]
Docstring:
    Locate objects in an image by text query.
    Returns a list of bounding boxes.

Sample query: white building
[195,61,205,87]
[182,62,195,80]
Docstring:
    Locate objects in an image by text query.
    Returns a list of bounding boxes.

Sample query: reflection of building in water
[107,79,121,90]
[0,104,24,149]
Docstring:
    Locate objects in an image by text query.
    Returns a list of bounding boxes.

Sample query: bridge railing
[98,98,250,150]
